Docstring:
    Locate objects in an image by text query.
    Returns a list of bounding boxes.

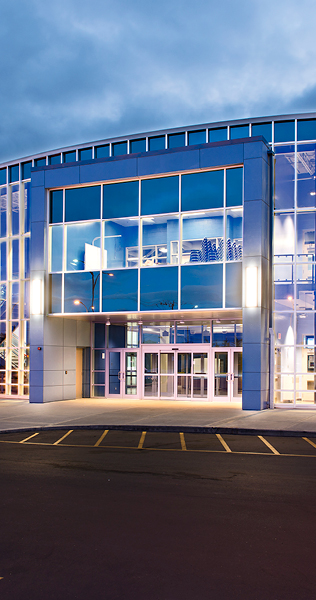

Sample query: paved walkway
[1,398,316,436]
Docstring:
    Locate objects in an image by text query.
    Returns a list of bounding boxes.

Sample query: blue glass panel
[35,158,46,167]
[65,186,101,222]
[9,165,19,183]
[95,145,109,159]
[79,148,92,161]
[24,238,30,278]
[209,128,227,143]
[104,218,138,269]
[102,269,138,312]
[297,144,316,208]
[12,239,19,279]
[226,168,243,207]
[0,242,6,280]
[188,130,206,145]
[176,323,210,343]
[130,139,146,153]
[274,121,295,143]
[212,321,242,347]
[230,125,249,139]
[12,283,19,319]
[103,181,139,218]
[149,136,165,151]
[296,212,316,261]
[24,281,29,318]
[0,188,7,237]
[142,324,175,344]
[49,274,62,313]
[251,122,272,142]
[274,213,295,262]
[182,212,223,264]
[226,209,243,261]
[109,325,125,348]
[63,151,76,163]
[274,145,295,210]
[11,185,19,235]
[50,190,63,224]
[226,262,242,307]
[49,154,61,165]
[93,385,105,397]
[22,161,32,179]
[181,264,223,309]
[142,215,178,266]
[297,119,316,141]
[94,371,105,385]
[94,323,105,348]
[182,170,223,211]
[274,283,294,311]
[0,169,6,185]
[24,182,30,233]
[66,221,101,271]
[141,176,179,215]
[112,141,127,156]
[51,225,63,272]
[140,266,178,311]
[64,271,100,313]
[168,132,185,149]
[0,284,6,319]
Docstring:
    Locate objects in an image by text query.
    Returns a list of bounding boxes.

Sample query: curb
[0,424,316,438]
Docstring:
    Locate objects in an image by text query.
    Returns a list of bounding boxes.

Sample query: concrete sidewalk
[1,398,316,436]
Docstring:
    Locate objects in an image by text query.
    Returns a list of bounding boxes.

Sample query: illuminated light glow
[108,273,114,277]
[310,192,316,196]
[287,295,293,301]
[245,266,258,308]
[31,279,43,315]
[74,300,80,305]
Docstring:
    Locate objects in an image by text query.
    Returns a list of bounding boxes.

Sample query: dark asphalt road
[0,430,315,600]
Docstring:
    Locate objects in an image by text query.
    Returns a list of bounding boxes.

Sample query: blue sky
[1,0,316,161]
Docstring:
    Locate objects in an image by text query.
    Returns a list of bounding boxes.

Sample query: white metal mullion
[223,169,227,309]
[178,175,181,311]
[138,180,141,312]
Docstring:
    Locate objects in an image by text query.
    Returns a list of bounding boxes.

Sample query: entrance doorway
[106,349,139,398]
[214,348,242,401]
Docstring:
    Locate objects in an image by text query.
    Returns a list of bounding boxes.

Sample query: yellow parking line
[20,432,39,443]
[138,431,146,449]
[94,430,109,447]
[258,435,279,455]
[53,430,73,445]
[179,432,187,451]
[216,433,231,452]
[303,437,316,449]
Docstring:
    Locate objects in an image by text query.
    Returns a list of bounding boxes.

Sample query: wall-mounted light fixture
[31,279,43,315]
[245,266,258,308]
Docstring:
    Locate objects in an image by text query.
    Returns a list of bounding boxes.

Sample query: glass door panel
[109,351,121,395]
[125,352,137,396]
[214,352,229,397]
[177,375,191,397]
[177,353,191,398]
[232,351,242,398]
[160,353,174,397]
[160,353,174,374]
[192,353,208,398]
[193,376,208,398]
[144,352,158,397]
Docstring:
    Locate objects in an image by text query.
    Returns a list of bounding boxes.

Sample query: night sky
[1,0,316,162]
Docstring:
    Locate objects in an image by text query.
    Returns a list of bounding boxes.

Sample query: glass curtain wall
[273,122,316,405]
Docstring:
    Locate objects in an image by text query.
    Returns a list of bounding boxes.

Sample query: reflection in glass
[177,376,191,397]
[274,283,294,311]
[226,209,242,261]
[251,122,272,141]
[109,351,121,394]
[209,128,227,143]
[181,264,223,310]
[212,322,242,347]
[160,353,174,374]
[0,284,5,320]
[230,125,249,139]
[142,324,175,344]
[94,349,105,370]
[102,269,138,312]
[65,186,101,222]
[233,352,242,397]
[142,215,178,266]
[0,187,7,237]
[178,353,191,374]
[160,375,174,396]
[12,283,19,319]
[141,176,179,215]
[11,185,19,235]
[182,212,223,264]
[274,146,295,209]
[125,352,137,395]
[140,267,178,311]
[214,352,228,396]
[144,353,158,374]
[176,323,210,344]
[144,375,158,396]
[104,218,138,269]
[226,168,243,207]
[64,271,100,313]
[274,121,295,143]
[50,190,63,224]
[296,212,316,260]
[297,145,316,208]
[66,222,102,271]
[0,242,6,281]
[12,239,19,279]
[103,181,139,219]
[274,213,295,261]
[50,225,63,272]
[49,274,62,313]
[188,130,206,145]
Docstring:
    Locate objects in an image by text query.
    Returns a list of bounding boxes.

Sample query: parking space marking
[303,437,316,449]
[53,430,73,445]
[20,432,39,443]
[179,432,187,451]
[94,430,109,447]
[138,431,146,449]
[216,433,231,452]
[258,436,279,455]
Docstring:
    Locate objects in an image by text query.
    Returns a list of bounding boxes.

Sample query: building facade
[0,113,315,409]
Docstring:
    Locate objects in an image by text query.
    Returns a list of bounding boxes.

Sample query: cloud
[1,0,316,161]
